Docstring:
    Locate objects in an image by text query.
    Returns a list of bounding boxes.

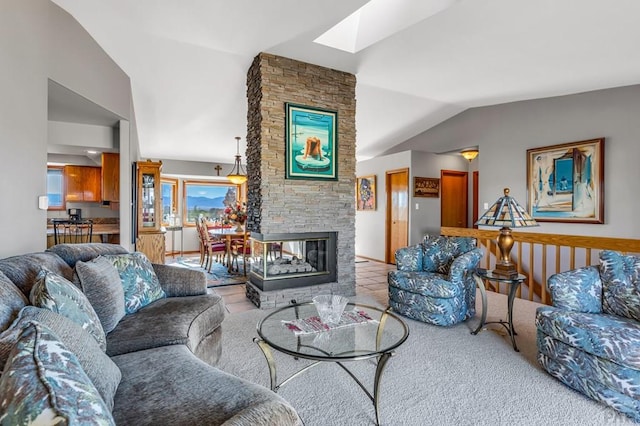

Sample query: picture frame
[356,175,376,210]
[285,103,338,180]
[414,177,440,198]
[526,138,605,223]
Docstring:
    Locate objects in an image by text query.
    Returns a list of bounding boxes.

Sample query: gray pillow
[0,306,121,411]
[0,270,27,332]
[0,322,115,425]
[30,268,106,351]
[74,257,125,333]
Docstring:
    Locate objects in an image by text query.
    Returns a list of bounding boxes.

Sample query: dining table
[207,227,246,273]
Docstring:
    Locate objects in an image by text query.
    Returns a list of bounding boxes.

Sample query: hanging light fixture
[227,136,247,184]
[460,149,479,162]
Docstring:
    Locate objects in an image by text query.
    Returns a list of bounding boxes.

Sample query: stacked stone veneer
[245,52,357,309]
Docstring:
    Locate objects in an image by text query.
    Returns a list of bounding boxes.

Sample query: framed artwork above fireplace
[285,103,338,180]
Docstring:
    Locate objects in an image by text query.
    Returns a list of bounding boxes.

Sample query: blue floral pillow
[600,250,640,321]
[30,268,106,351]
[548,266,602,313]
[102,252,166,314]
[0,322,115,425]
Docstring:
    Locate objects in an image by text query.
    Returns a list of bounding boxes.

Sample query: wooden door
[386,168,409,264]
[441,170,468,228]
[472,170,479,228]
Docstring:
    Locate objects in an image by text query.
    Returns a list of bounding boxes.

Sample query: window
[183,181,240,225]
[47,166,65,210]
[161,178,178,225]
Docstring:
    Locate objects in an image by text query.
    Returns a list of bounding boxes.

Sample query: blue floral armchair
[536,250,640,422]
[388,235,483,326]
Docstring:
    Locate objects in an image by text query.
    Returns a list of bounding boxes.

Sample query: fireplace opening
[249,232,337,291]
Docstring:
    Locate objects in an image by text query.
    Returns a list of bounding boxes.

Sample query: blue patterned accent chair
[536,250,640,422]
[388,235,483,326]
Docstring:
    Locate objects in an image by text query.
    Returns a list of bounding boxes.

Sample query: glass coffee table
[254,302,409,425]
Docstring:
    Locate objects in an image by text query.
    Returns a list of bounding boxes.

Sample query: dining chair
[197,217,227,273]
[230,231,252,276]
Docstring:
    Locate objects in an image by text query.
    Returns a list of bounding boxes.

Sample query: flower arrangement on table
[223,203,247,231]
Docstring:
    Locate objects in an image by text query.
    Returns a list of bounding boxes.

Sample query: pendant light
[227,136,247,184]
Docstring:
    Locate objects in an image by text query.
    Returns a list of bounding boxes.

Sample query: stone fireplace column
[245,53,357,308]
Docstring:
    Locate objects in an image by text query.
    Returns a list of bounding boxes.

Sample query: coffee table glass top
[256,302,409,361]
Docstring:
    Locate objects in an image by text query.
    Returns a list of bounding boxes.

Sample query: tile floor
[213,258,396,314]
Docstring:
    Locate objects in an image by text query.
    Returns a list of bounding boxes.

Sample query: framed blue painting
[285,103,338,180]
[526,138,604,223]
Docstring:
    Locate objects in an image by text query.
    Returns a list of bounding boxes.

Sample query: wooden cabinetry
[136,160,165,263]
[101,153,119,202]
[64,166,101,202]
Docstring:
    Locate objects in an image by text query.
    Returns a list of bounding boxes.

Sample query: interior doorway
[473,170,479,228]
[385,168,409,264]
[441,170,468,228]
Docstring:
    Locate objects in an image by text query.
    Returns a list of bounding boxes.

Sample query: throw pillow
[102,252,166,314]
[0,270,27,333]
[0,306,121,411]
[600,250,640,321]
[74,257,126,333]
[0,322,115,425]
[30,268,106,351]
[548,266,603,314]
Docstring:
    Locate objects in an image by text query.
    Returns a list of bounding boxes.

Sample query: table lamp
[475,188,538,277]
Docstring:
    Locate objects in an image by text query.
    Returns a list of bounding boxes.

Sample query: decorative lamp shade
[476,188,537,228]
[227,136,247,184]
[460,149,479,162]
[476,188,538,277]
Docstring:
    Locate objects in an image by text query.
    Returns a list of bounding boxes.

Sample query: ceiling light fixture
[227,136,247,185]
[460,149,479,162]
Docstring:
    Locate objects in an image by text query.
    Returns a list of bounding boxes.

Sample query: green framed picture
[285,103,338,180]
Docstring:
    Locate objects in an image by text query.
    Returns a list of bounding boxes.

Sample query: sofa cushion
[106,294,225,357]
[548,266,602,314]
[422,235,476,274]
[0,322,115,425]
[74,257,126,333]
[110,345,301,426]
[600,250,640,321]
[0,252,72,298]
[47,242,129,268]
[30,268,106,351]
[0,270,27,333]
[389,287,467,326]
[536,306,640,370]
[102,252,166,314]
[0,306,121,411]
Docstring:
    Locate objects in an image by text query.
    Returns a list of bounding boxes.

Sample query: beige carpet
[216,291,635,426]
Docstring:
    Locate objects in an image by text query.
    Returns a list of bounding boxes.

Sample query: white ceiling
[52,0,640,164]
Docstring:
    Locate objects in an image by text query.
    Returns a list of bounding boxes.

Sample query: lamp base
[492,262,519,278]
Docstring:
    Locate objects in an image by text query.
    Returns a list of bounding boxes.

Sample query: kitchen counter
[46,223,120,245]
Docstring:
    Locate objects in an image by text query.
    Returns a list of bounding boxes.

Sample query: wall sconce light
[227,136,247,185]
[460,149,479,162]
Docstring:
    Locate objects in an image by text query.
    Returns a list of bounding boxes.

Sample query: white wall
[0,0,132,257]
[388,84,640,239]
[355,150,468,261]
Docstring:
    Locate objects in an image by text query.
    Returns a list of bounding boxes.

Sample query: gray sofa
[0,243,301,425]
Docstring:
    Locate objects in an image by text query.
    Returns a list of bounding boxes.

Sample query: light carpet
[217,292,635,426]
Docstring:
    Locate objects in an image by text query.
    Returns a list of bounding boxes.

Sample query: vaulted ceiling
[53,0,640,164]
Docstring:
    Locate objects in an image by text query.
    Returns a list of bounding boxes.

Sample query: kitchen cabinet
[101,153,119,202]
[64,166,101,202]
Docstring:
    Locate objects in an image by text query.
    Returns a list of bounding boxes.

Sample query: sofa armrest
[448,248,483,282]
[548,266,602,313]
[395,244,423,272]
[152,264,207,297]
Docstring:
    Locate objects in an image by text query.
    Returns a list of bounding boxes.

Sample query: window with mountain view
[183,181,238,224]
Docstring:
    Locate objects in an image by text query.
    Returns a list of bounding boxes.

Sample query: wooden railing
[440,226,640,305]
